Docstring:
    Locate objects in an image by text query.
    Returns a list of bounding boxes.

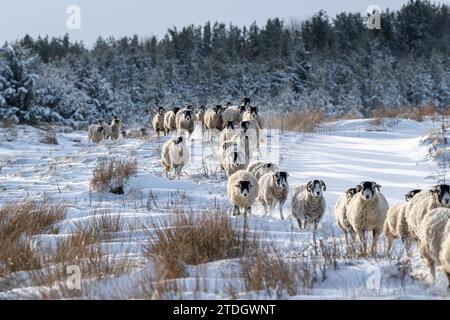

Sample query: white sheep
[204,105,224,131]
[258,171,289,220]
[242,106,263,129]
[346,181,389,255]
[405,184,450,241]
[161,136,190,180]
[152,107,165,138]
[221,105,246,127]
[417,207,450,282]
[247,161,279,181]
[292,180,327,233]
[335,188,357,243]
[88,121,105,143]
[227,170,259,217]
[163,107,181,135]
[384,189,422,256]
[220,143,249,177]
[176,108,195,135]
[104,117,122,140]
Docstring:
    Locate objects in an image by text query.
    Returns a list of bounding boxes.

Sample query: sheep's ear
[356,185,363,193]
[320,180,327,191]
[307,181,313,191]
[373,182,381,191]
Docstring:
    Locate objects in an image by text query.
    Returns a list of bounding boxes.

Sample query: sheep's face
[249,107,259,119]
[173,107,181,115]
[431,184,450,206]
[242,98,251,107]
[97,126,104,133]
[236,181,253,197]
[112,118,121,126]
[274,172,289,188]
[404,189,422,202]
[214,106,223,115]
[356,181,381,200]
[345,188,357,200]
[183,111,192,121]
[307,180,326,198]
[158,108,165,115]
[239,105,246,114]
[226,121,235,130]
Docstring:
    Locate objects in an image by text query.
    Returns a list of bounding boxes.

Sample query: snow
[0,118,449,299]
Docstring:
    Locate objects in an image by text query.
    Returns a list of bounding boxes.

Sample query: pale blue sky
[0,0,443,46]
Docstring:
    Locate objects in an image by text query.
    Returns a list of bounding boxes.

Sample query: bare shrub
[90,158,137,194]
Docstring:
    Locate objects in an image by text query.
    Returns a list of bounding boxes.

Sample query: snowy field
[0,117,449,300]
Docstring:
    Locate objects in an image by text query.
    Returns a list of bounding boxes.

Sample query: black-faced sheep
[88,121,105,143]
[227,170,259,217]
[176,108,196,135]
[258,171,289,220]
[204,105,224,131]
[219,121,238,147]
[161,136,190,180]
[242,106,263,129]
[152,107,165,138]
[292,180,327,233]
[164,107,181,135]
[346,181,389,255]
[335,188,357,243]
[104,117,122,140]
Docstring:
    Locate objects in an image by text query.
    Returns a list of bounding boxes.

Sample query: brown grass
[265,109,326,133]
[90,158,137,194]
[144,209,259,280]
[0,199,67,276]
[370,104,441,124]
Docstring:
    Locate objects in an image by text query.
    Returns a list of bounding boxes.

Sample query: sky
[0,0,441,46]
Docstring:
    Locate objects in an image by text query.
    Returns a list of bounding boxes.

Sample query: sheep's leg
[356,230,367,256]
[261,201,268,216]
[403,237,413,257]
[420,247,436,280]
[245,207,252,217]
[313,220,319,235]
[295,217,303,229]
[233,205,241,216]
[279,201,285,220]
[370,229,380,256]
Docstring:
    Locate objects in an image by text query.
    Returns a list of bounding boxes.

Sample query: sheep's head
[214,105,223,115]
[226,121,235,130]
[273,171,289,188]
[174,136,184,145]
[249,106,259,118]
[199,106,206,112]
[235,180,253,197]
[183,110,194,121]
[430,184,450,206]
[186,105,194,111]
[239,105,246,114]
[404,189,422,202]
[242,97,251,107]
[158,107,165,115]
[173,107,181,114]
[112,118,121,127]
[345,187,357,200]
[97,126,104,133]
[121,130,127,138]
[307,180,326,198]
[226,102,232,108]
[356,181,381,200]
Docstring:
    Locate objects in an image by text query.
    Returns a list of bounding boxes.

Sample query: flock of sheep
[87,98,450,288]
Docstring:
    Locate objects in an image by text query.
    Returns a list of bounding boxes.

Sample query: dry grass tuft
[265,109,326,133]
[90,158,137,194]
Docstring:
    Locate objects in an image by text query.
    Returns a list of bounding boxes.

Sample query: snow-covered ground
[0,118,449,300]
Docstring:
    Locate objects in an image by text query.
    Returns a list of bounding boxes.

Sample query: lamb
[335,188,357,243]
[161,136,190,180]
[346,181,389,255]
[292,180,327,233]
[176,108,196,135]
[242,106,263,129]
[247,161,279,181]
[227,170,259,217]
[405,184,450,240]
[88,121,105,143]
[104,117,122,140]
[152,107,165,138]
[163,107,181,135]
[220,142,249,177]
[417,207,450,283]
[258,171,289,220]
[219,121,238,147]
[384,189,422,255]
[204,105,224,131]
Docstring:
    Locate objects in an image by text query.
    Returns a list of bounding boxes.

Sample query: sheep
[440,230,450,288]
[221,105,246,127]
[384,189,422,255]
[88,121,105,143]
[227,170,259,217]
[204,105,224,130]
[335,188,357,243]
[104,117,122,140]
[163,107,181,135]
[161,136,190,180]
[242,106,263,129]
[405,184,450,241]
[220,142,249,177]
[219,121,238,147]
[247,161,279,181]
[258,171,289,220]
[292,180,327,233]
[417,207,450,282]
[346,181,389,255]
[231,120,261,160]
[176,108,196,135]
[152,107,165,138]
